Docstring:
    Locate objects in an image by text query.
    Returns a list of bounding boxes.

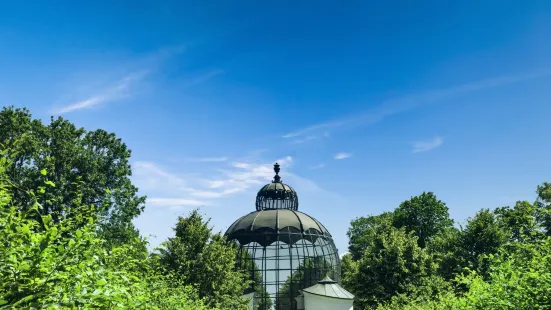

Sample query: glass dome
[225,163,341,310]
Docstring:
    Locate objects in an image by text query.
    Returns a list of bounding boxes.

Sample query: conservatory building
[225,163,354,310]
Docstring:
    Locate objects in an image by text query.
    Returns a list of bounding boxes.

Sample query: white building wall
[303,292,353,310]
[241,292,256,310]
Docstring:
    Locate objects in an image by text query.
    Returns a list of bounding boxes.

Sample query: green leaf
[0,300,7,305]
[44,180,55,187]
[96,278,107,286]
[42,214,52,229]
[19,262,30,271]
[40,168,47,176]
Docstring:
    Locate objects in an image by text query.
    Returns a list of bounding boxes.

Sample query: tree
[455,236,551,309]
[344,226,436,309]
[536,182,551,236]
[0,106,145,246]
[428,209,507,282]
[340,253,358,287]
[427,226,461,281]
[458,209,507,279]
[495,200,541,242]
[0,152,207,309]
[347,212,394,260]
[393,192,454,248]
[158,210,249,309]
[378,236,551,310]
[377,275,452,310]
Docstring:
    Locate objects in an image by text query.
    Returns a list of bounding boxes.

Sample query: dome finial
[273,163,281,183]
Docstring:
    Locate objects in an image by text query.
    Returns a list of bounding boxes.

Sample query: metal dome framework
[225,163,341,310]
[255,163,299,211]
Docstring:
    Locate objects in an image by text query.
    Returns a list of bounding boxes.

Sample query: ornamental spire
[272,163,281,183]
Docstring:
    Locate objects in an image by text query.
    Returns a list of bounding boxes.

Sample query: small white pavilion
[296,276,354,310]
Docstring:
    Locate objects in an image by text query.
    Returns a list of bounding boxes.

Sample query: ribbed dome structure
[225,163,340,310]
[225,209,331,246]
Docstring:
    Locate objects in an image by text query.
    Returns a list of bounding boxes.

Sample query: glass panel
[232,232,341,310]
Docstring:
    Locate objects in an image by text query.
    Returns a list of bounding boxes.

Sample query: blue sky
[1,1,551,253]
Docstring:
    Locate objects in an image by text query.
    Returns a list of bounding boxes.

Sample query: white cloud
[131,155,309,207]
[412,136,444,153]
[207,180,227,188]
[132,161,211,208]
[132,161,187,192]
[232,162,251,169]
[216,156,294,188]
[52,46,220,115]
[281,70,551,139]
[181,69,224,88]
[184,187,247,199]
[283,120,348,139]
[334,152,352,160]
[55,71,149,114]
[310,164,326,169]
[187,157,229,162]
[291,135,318,144]
[148,198,208,208]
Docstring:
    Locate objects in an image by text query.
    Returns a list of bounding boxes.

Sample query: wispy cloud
[132,161,212,208]
[412,136,443,153]
[148,198,209,208]
[186,157,229,162]
[291,135,318,144]
[334,152,352,160]
[310,163,326,169]
[181,69,224,88]
[290,132,330,144]
[55,71,148,114]
[53,46,188,115]
[132,161,189,194]
[282,70,551,139]
[210,156,295,193]
[182,187,245,199]
[131,155,320,208]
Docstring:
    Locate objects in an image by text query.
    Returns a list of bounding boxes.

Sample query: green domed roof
[225,209,331,246]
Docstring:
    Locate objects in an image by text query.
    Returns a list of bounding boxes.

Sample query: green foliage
[340,253,358,286]
[428,209,509,283]
[377,275,453,310]
[457,209,508,279]
[158,210,249,310]
[378,237,551,310]
[346,185,551,309]
[347,212,394,260]
[393,192,454,248]
[426,226,461,281]
[458,237,551,309]
[0,106,146,247]
[536,182,551,235]
[495,200,542,242]
[0,154,209,309]
[344,226,436,309]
